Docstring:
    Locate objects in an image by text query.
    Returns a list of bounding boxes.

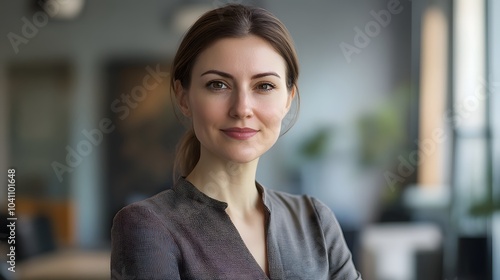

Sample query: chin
[224,154,260,164]
[221,148,265,164]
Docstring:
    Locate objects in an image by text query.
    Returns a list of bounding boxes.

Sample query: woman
[111,4,361,280]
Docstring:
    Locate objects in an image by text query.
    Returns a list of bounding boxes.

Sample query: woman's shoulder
[264,187,308,204]
[263,186,324,208]
[262,185,333,220]
[113,188,179,225]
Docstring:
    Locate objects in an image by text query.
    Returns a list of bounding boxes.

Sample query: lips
[221,127,259,140]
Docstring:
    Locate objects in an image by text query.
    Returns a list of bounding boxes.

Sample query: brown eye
[207,81,228,90]
[257,83,275,91]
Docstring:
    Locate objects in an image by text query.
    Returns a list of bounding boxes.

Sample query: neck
[186,148,260,216]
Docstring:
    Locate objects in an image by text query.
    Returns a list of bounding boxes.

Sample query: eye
[206,81,228,91]
[256,83,275,92]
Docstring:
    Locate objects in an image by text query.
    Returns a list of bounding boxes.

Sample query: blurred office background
[0,0,498,279]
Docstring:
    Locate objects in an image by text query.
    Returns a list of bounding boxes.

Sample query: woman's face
[177,35,294,164]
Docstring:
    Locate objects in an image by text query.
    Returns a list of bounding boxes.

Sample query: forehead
[192,35,287,77]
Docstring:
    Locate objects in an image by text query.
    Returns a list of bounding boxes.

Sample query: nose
[229,88,254,119]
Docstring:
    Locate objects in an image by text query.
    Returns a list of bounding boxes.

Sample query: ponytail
[173,128,200,182]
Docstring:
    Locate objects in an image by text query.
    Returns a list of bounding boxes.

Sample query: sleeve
[311,197,363,280]
[110,203,182,280]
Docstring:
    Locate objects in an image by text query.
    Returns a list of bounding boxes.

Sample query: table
[16,249,110,280]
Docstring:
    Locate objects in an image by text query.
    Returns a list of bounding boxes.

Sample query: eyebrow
[200,69,281,80]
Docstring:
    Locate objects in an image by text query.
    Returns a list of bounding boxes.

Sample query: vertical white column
[69,55,104,248]
[453,0,488,235]
[454,0,486,131]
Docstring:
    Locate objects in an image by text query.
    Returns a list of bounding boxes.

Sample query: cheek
[261,96,289,123]
[190,98,224,127]
[259,105,287,132]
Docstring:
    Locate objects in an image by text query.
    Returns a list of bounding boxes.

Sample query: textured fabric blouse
[111,177,362,280]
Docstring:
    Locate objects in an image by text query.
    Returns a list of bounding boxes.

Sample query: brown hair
[171,4,300,181]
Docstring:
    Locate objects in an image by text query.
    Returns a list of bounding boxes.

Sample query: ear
[174,80,191,117]
[284,85,296,114]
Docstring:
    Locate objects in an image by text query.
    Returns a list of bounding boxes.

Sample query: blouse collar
[173,177,272,213]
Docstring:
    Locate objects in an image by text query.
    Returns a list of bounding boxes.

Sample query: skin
[175,35,296,275]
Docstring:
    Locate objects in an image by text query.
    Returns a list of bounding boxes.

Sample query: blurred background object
[0,0,498,279]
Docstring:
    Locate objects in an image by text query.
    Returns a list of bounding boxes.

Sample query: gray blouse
[111,177,362,280]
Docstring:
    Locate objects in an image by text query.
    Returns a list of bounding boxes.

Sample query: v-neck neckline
[175,177,274,279]
[221,196,271,279]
